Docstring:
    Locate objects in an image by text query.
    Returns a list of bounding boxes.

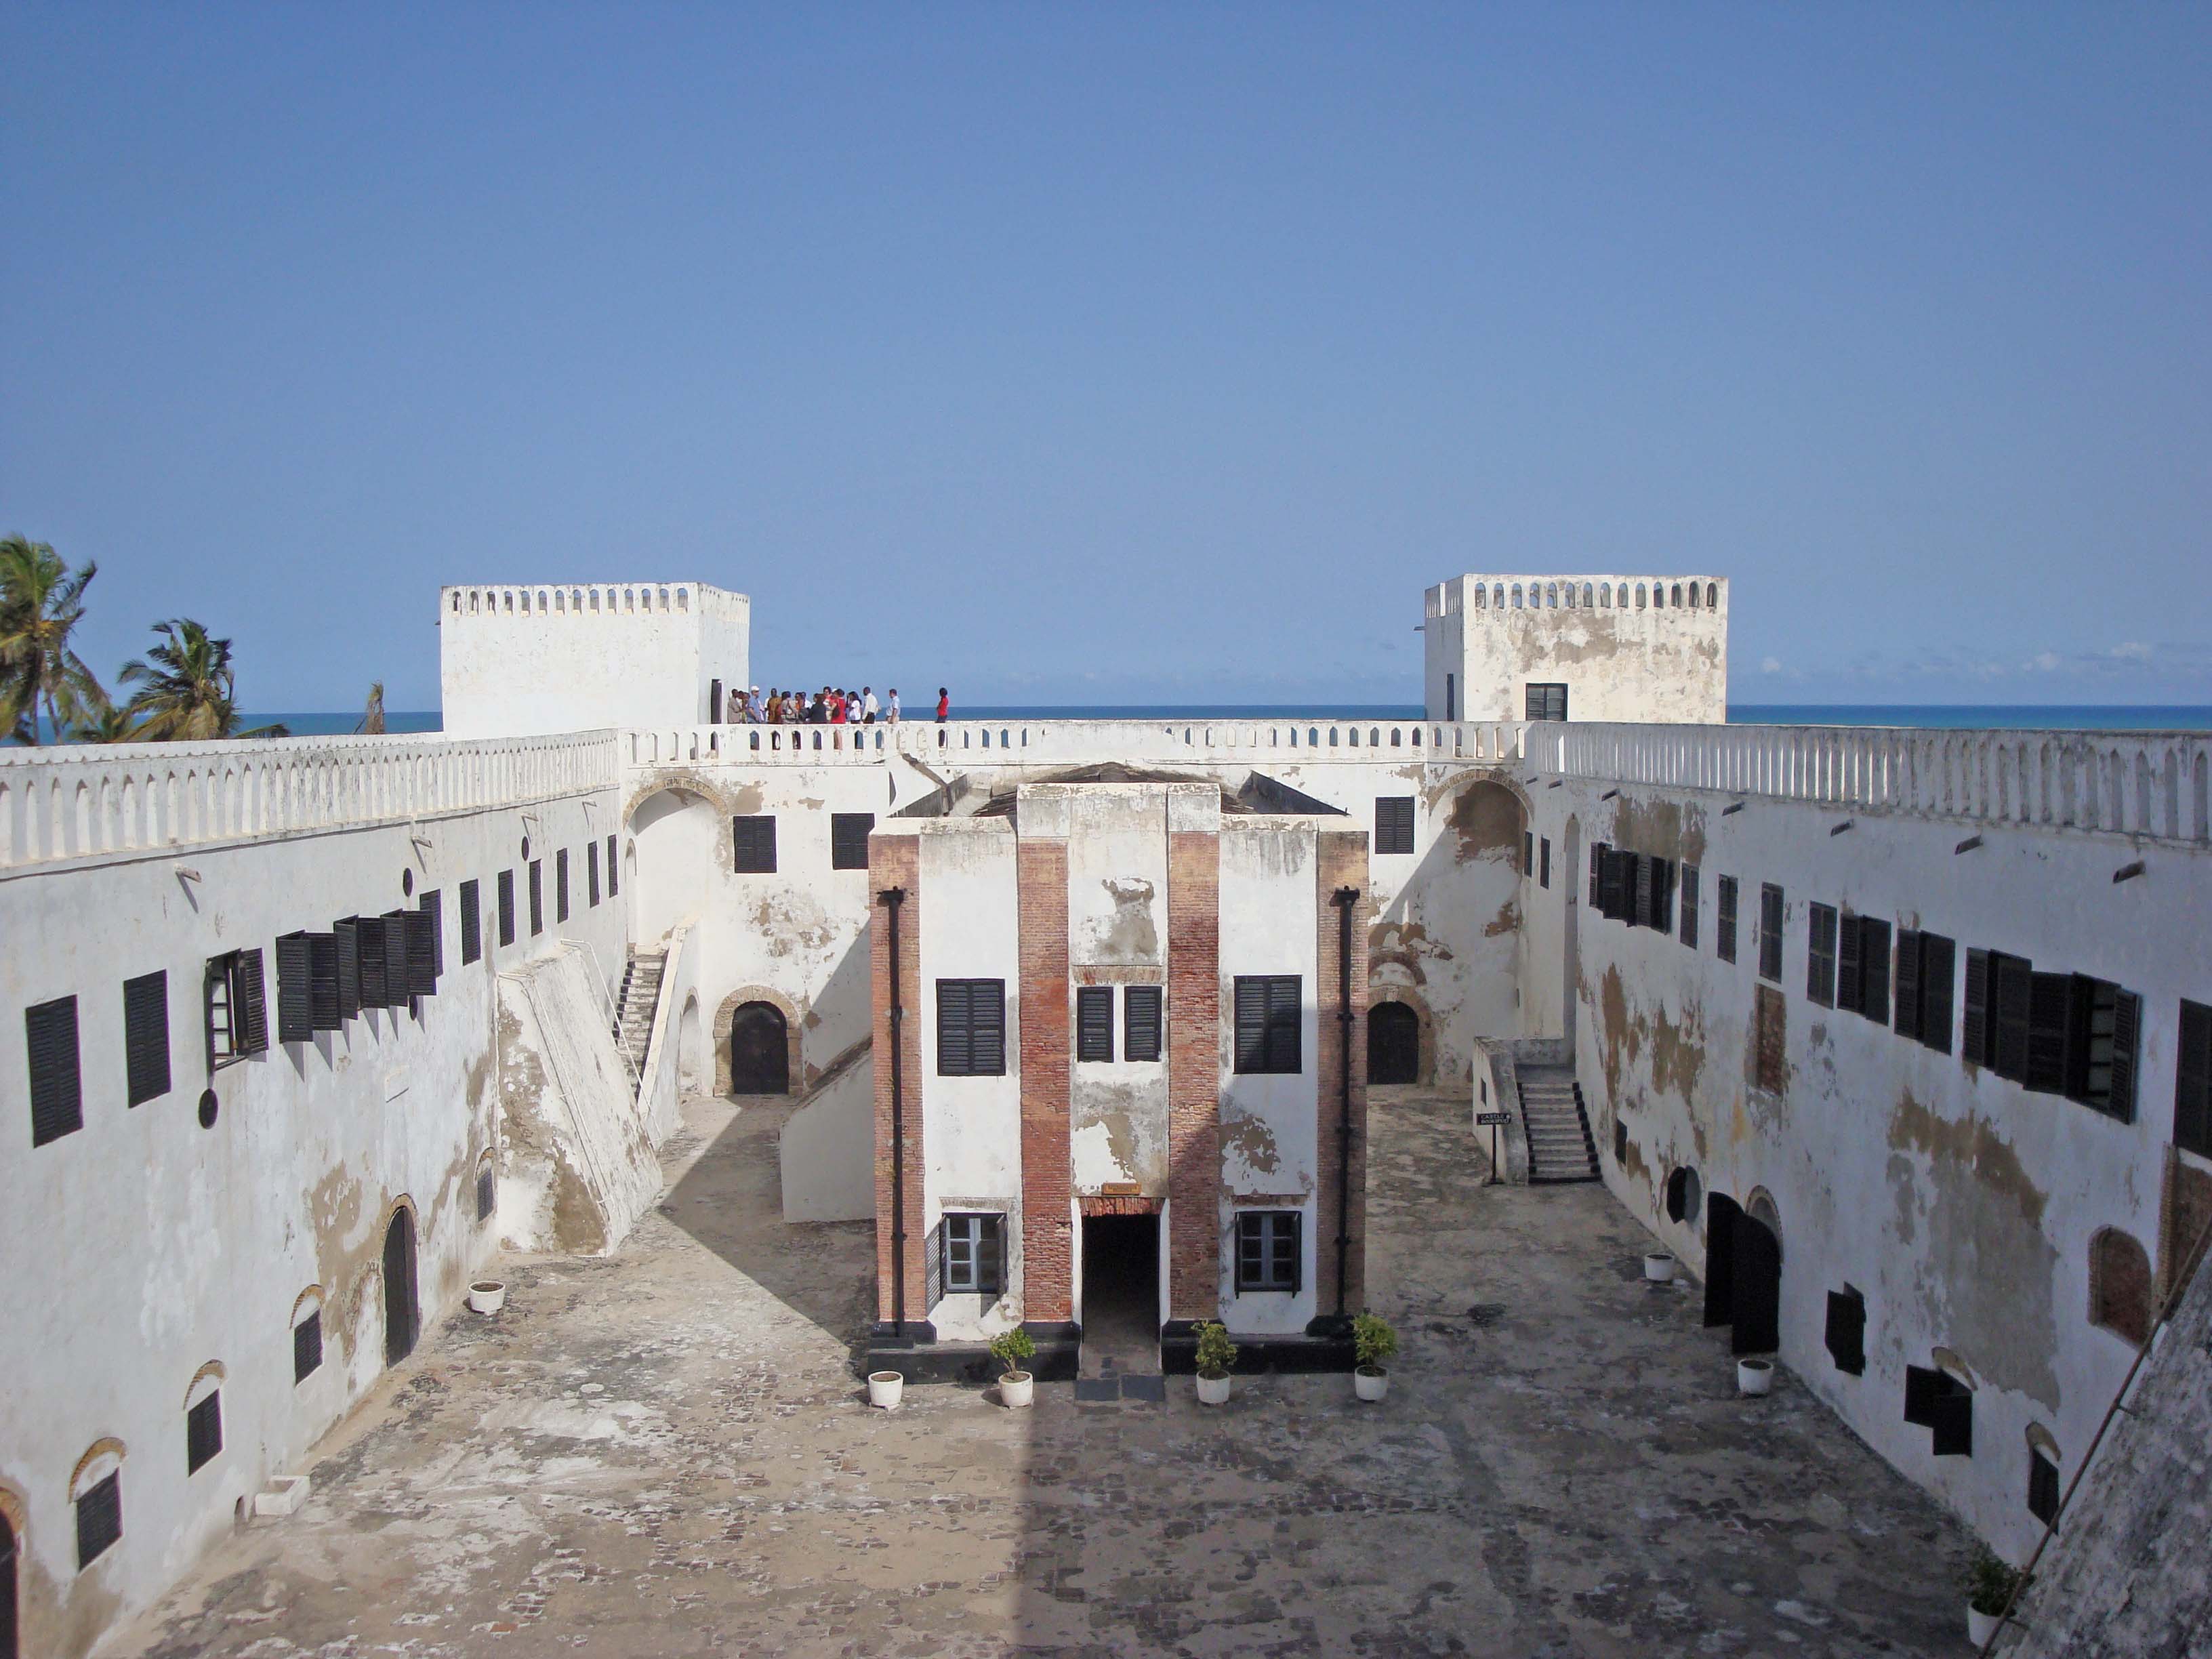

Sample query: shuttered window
[1589,841,1607,906]
[1717,876,1739,964]
[2178,1000,2212,1158]
[1857,918,1891,1024]
[352,916,390,1008]
[1630,855,1674,933]
[1918,933,1956,1054]
[527,860,544,936]
[186,1391,222,1474]
[831,813,874,870]
[403,907,438,998]
[1539,837,1551,889]
[75,1471,121,1569]
[1076,987,1114,1062]
[1904,1365,1974,1457]
[26,995,83,1146]
[497,872,515,947]
[123,971,171,1106]
[1233,975,1301,1075]
[1124,985,1163,1063]
[941,1213,1005,1296]
[276,933,312,1042]
[588,841,601,906]
[293,1309,323,1381]
[1524,682,1568,722]
[204,949,268,1070]
[2028,1448,2060,1525]
[1374,797,1414,856]
[1235,1211,1301,1292]
[1758,884,1784,983]
[459,878,483,964]
[1807,905,1838,1006]
[733,816,777,874]
[1992,951,2034,1082]
[417,890,443,980]
[607,834,619,896]
[1895,928,1924,1039]
[1824,1288,1866,1374]
[936,979,1006,1076]
[1523,831,1534,878]
[333,918,365,1019]
[1598,848,1629,920]
[556,849,569,923]
[1679,865,1699,948]
[476,1162,496,1221]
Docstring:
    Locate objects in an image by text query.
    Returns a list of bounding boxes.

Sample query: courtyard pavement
[116,1088,1973,1657]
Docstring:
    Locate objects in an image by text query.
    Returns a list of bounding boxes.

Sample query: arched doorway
[729,1002,790,1095]
[382,1208,419,1366]
[1367,1002,1419,1084]
[1702,1191,1780,1355]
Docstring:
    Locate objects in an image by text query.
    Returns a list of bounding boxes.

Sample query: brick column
[1166,828,1222,1320]
[1017,837,1073,1324]
[1313,830,1371,1317]
[870,836,927,1329]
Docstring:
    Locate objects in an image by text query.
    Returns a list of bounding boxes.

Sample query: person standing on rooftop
[861,685,879,724]
[936,687,949,722]
[886,688,900,723]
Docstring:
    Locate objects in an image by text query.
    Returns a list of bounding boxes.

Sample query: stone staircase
[612,951,667,1083]
[1518,1065,1600,1183]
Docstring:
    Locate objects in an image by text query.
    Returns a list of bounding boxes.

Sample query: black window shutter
[1824,1290,1866,1375]
[973,981,1005,1074]
[1894,928,1923,1040]
[26,995,84,1145]
[1077,986,1114,1061]
[1125,984,1162,1062]
[1904,1364,1941,1427]
[1931,1387,1973,1457]
[2028,1451,2060,1524]
[418,890,443,978]
[734,816,777,874]
[1589,841,1607,907]
[459,878,483,964]
[1759,885,1785,981]
[937,981,971,1076]
[1267,975,1301,1073]
[1650,859,1673,932]
[1717,876,1738,963]
[276,933,314,1042]
[307,932,342,1029]
[925,1219,944,1308]
[405,908,438,997]
[1808,905,1837,1006]
[607,833,618,895]
[2177,1000,2212,1157]
[2106,990,2140,1124]
[293,1310,323,1380]
[235,948,268,1054]
[1523,830,1534,878]
[333,918,364,1019]
[979,1214,1005,1296]
[1921,934,1955,1054]
[75,1471,121,1568]
[1633,855,1655,929]
[588,842,601,905]
[556,849,569,923]
[123,971,171,1107]
[2026,972,2074,1094]
[1234,979,1267,1072]
[527,861,543,935]
[1994,954,2034,1082]
[832,813,876,870]
[1680,865,1699,948]
[1597,849,1623,919]
[379,915,413,1007]
[1859,919,1891,1023]
[186,1391,222,1473]
[355,916,388,1008]
[497,871,515,946]
[1539,836,1552,888]
[1963,949,1990,1064]
[1836,912,1862,1013]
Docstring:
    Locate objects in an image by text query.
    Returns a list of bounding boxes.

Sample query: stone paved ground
[115,1088,1973,1657]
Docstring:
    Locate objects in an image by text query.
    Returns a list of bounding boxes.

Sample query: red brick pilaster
[870,836,927,1326]
[1166,830,1222,1320]
[1314,830,1372,1315]
[1017,837,1073,1323]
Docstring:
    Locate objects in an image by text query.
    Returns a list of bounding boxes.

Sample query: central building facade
[866,775,1372,1378]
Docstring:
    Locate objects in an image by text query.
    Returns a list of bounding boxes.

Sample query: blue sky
[3,5,2207,710]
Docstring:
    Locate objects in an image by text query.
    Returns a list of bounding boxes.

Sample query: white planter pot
[1967,1605,2003,1646]
[867,1370,904,1410]
[1000,1372,1034,1409]
[1643,1252,1676,1284]
[1354,1366,1390,1403]
[253,1474,310,1519]
[1196,1372,1233,1406]
[1737,1358,1774,1397]
[468,1280,506,1315]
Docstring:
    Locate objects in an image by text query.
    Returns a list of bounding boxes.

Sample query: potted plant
[1353,1313,1397,1402]
[1643,1251,1675,1284]
[1737,1356,1774,1397]
[1965,1545,2025,1646]
[468,1279,506,1315]
[867,1370,904,1410]
[1193,1321,1237,1405]
[991,1328,1036,1409]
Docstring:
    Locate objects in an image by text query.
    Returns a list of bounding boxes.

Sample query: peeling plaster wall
[1063,787,1172,1197]
[1217,819,1324,1335]
[0,782,623,1659]
[1424,575,1728,724]
[1526,771,2212,1556]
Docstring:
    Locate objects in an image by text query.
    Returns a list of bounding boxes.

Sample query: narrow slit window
[123,970,171,1106]
[459,878,483,964]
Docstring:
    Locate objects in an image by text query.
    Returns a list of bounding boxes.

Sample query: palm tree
[0,533,104,744]
[357,680,387,735]
[119,619,290,741]
[68,686,144,744]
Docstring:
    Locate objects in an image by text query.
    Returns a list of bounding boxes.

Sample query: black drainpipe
[1332,885,1360,1316]
[880,887,908,1336]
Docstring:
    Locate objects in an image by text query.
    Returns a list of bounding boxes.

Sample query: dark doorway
[1,1508,15,1659]
[729,1002,789,1095]
[382,1208,418,1366]
[1703,1192,1741,1329]
[1367,1002,1419,1084]
[1732,1214,1782,1355]
[1080,1212,1160,1375]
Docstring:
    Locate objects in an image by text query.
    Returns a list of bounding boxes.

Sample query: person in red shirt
[935,687,950,722]
[830,689,846,724]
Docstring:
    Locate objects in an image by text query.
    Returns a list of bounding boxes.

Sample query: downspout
[1332,885,1360,1316]
[880,887,908,1336]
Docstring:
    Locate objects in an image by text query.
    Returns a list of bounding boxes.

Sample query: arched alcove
[626,787,721,947]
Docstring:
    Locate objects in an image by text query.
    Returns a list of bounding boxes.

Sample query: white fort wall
[0,735,637,1659]
[1425,573,1728,725]
[440,581,750,740]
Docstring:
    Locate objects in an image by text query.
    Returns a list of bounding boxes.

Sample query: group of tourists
[726,686,951,725]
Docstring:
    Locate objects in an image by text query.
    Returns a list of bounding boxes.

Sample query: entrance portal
[1702,1192,1780,1355]
[1080,1212,1160,1376]
[1367,1001,1418,1084]
[729,1002,789,1095]
[382,1208,419,1366]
